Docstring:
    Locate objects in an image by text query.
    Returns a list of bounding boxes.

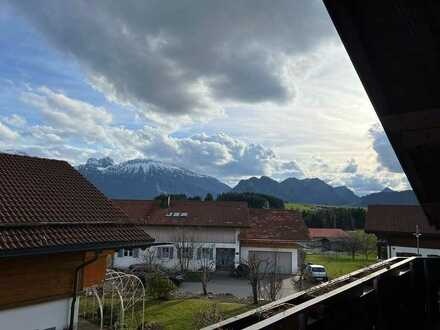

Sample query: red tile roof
[114,200,250,228]
[308,228,349,239]
[366,205,440,235]
[240,209,310,246]
[112,200,159,221]
[0,153,153,256]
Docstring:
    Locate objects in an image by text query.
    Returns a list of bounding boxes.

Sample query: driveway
[179,272,298,298]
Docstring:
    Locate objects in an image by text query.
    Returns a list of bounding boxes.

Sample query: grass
[285,202,318,212]
[306,254,377,279]
[143,298,250,330]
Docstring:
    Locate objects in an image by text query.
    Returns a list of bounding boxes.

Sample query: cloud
[15,87,304,183]
[8,0,334,119]
[369,124,403,173]
[0,121,18,141]
[342,159,358,173]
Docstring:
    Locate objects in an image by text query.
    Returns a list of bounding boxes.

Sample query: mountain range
[77,157,230,199]
[232,176,418,206]
[77,157,418,206]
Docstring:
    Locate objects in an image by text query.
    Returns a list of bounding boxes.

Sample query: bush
[146,273,176,300]
[140,321,165,330]
[192,304,224,329]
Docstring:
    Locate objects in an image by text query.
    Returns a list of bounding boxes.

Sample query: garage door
[248,251,292,274]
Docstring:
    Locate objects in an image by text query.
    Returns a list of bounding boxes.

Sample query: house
[113,200,248,271]
[366,205,440,259]
[308,228,349,251]
[0,153,153,330]
[113,200,310,274]
[239,209,310,274]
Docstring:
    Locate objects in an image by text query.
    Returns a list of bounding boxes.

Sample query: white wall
[0,297,75,330]
[113,242,239,271]
[390,245,440,257]
[240,246,298,274]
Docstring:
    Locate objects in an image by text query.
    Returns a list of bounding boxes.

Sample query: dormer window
[165,212,188,217]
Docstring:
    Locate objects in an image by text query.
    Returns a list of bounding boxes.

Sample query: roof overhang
[323,0,440,227]
[0,240,155,258]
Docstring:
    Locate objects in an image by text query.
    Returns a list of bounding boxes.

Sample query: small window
[124,249,133,257]
[157,247,174,259]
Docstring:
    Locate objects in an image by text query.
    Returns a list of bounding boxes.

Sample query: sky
[0,0,410,195]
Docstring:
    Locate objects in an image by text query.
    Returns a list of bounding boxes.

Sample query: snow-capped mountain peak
[77,157,230,199]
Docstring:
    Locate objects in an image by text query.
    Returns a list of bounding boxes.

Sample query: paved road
[179,273,297,298]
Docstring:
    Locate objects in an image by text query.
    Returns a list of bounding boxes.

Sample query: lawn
[306,254,377,279]
[285,202,318,212]
[143,298,250,330]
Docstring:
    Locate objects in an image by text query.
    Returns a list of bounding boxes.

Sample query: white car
[305,264,328,282]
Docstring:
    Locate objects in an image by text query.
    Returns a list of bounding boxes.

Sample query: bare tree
[173,228,196,273]
[291,248,307,291]
[242,253,269,305]
[144,247,160,272]
[197,244,215,295]
[261,253,283,302]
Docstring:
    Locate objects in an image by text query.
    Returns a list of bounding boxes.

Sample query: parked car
[305,264,328,282]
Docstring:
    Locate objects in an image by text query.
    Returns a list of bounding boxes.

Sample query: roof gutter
[69,250,100,330]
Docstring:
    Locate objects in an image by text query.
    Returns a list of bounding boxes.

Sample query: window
[177,247,193,259]
[197,247,213,260]
[157,246,174,259]
[124,248,133,257]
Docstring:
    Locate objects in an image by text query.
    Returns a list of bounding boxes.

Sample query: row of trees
[303,207,366,230]
[154,192,284,209]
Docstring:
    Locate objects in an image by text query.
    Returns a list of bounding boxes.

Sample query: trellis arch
[79,269,145,330]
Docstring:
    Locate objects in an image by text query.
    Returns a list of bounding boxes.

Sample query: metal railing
[204,257,440,330]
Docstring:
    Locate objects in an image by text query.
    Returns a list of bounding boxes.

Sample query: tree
[144,246,160,272]
[204,193,214,201]
[173,228,196,273]
[345,231,363,260]
[154,194,187,208]
[291,248,307,291]
[242,253,269,304]
[344,230,376,260]
[261,253,283,302]
[197,244,215,295]
[217,192,284,209]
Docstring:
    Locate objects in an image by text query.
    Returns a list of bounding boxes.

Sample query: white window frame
[157,246,174,259]
[123,248,133,257]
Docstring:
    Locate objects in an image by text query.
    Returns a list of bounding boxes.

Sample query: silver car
[305,264,328,282]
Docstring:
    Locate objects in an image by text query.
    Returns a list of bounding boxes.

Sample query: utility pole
[413,225,422,255]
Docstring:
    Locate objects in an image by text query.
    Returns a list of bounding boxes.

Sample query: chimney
[167,195,171,207]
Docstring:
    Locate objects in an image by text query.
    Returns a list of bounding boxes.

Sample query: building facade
[113,200,310,274]
[366,205,440,259]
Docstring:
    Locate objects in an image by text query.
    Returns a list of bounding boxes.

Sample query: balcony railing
[204,257,440,330]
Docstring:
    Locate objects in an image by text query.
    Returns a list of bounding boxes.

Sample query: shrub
[192,303,224,329]
[146,273,176,300]
[140,321,165,330]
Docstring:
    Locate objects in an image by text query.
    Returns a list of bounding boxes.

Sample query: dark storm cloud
[8,0,334,115]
